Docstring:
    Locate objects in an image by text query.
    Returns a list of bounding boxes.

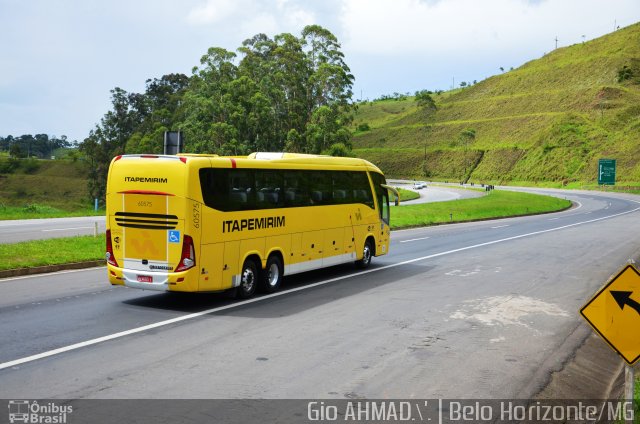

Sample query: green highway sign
[598,158,616,185]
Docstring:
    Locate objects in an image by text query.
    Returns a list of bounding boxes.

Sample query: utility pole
[424,143,427,177]
[554,36,558,49]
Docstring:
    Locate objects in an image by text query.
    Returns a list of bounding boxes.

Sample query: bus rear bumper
[124,280,170,291]
[108,264,198,291]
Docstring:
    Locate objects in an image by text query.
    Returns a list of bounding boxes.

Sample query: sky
[1,0,639,143]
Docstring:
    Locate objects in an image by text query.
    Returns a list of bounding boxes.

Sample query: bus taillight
[105,229,119,267]
[175,235,196,272]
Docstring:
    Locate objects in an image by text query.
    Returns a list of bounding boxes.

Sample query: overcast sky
[1,0,639,142]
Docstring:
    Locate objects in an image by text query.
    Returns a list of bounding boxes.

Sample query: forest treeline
[78,25,356,200]
[0,134,74,159]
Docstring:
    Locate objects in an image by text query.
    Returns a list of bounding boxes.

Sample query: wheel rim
[267,263,279,287]
[363,243,372,265]
[242,266,255,293]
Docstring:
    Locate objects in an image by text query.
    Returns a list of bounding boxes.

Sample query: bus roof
[113,152,383,174]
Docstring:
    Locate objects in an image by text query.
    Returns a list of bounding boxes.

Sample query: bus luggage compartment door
[113,194,184,282]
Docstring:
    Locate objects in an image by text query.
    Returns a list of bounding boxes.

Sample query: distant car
[413,181,427,189]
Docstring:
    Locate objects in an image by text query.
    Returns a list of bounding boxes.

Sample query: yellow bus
[105,152,398,297]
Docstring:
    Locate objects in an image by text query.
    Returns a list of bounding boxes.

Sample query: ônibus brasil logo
[8,400,73,424]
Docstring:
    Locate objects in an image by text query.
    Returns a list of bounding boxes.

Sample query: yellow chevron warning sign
[580,264,640,365]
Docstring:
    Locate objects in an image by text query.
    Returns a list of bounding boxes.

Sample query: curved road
[389,180,485,204]
[0,185,470,244]
[0,216,105,243]
[0,189,638,403]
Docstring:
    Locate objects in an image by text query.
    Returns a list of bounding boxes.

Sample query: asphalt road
[0,189,639,402]
[388,180,485,204]
[0,216,106,243]
[0,184,471,244]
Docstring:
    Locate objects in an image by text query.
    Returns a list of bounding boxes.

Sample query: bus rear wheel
[260,255,283,293]
[356,238,374,269]
[237,258,258,299]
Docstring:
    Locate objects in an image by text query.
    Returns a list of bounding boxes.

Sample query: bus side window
[200,168,230,211]
[310,171,332,205]
[229,170,255,211]
[332,171,353,204]
[352,172,375,209]
[256,170,284,209]
[284,170,310,207]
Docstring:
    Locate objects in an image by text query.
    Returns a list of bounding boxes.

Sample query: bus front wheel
[356,239,374,269]
[238,258,258,298]
[260,255,283,293]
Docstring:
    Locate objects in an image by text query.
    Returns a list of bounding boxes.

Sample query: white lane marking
[553,201,590,219]
[399,236,430,243]
[548,218,560,221]
[42,227,94,232]
[0,267,105,283]
[491,225,509,229]
[1,203,639,371]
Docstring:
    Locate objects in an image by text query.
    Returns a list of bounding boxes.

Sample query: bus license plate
[137,275,153,283]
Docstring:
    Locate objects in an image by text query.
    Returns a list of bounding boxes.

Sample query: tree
[9,143,24,158]
[415,90,437,121]
[80,88,139,201]
[617,65,633,82]
[79,128,110,201]
[80,25,356,202]
[284,128,305,153]
[415,90,436,110]
[0,136,11,152]
[323,142,353,157]
[129,73,190,153]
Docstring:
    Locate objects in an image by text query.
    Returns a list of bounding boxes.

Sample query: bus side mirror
[381,184,400,206]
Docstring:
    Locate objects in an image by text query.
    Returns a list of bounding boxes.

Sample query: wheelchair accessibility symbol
[168,230,180,243]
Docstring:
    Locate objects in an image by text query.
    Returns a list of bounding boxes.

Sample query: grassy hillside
[0,158,95,213]
[352,23,640,185]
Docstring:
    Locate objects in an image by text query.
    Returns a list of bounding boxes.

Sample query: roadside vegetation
[390,190,571,229]
[0,205,103,220]
[396,187,420,202]
[0,158,101,218]
[352,23,640,185]
[0,235,105,271]
[0,190,569,271]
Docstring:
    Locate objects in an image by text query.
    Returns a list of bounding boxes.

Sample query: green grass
[0,158,97,213]
[390,189,571,229]
[396,187,420,202]
[0,204,104,220]
[0,235,105,270]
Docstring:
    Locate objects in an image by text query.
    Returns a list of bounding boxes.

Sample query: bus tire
[356,238,374,269]
[260,255,283,293]
[237,258,259,299]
